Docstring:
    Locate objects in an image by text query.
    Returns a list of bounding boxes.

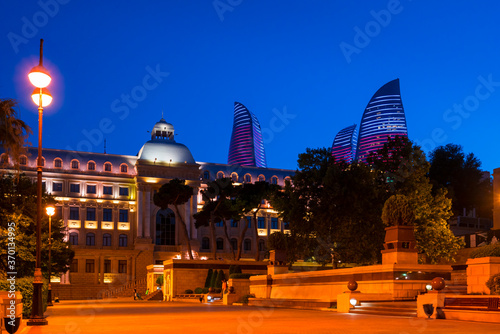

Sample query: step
[248,298,332,310]
[351,301,417,317]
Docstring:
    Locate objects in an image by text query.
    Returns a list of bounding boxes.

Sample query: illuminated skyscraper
[331,124,357,163]
[228,102,267,167]
[355,79,408,163]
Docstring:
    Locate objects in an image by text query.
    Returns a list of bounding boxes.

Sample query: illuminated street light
[46,206,55,307]
[27,38,51,327]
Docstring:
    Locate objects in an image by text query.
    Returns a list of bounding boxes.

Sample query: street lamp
[46,206,55,307]
[27,38,52,327]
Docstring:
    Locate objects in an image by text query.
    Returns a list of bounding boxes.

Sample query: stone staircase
[350,301,417,317]
[100,277,147,299]
[144,289,163,301]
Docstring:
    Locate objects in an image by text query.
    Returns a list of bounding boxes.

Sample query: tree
[381,194,415,226]
[0,174,74,277]
[153,179,195,259]
[0,98,32,168]
[428,144,492,219]
[235,181,281,261]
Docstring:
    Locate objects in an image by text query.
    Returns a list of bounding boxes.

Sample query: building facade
[331,124,357,163]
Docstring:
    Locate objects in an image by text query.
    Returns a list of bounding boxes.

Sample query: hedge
[0,277,48,318]
[469,243,500,259]
[229,273,255,279]
[486,273,500,295]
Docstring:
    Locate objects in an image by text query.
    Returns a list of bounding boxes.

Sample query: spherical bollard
[431,277,445,291]
[347,279,358,292]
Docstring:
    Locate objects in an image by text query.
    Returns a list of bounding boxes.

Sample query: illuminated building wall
[331,124,357,163]
[228,102,267,168]
[355,78,409,164]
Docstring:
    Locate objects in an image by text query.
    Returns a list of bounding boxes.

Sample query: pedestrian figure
[145,288,149,296]
[134,288,137,300]
[221,278,227,298]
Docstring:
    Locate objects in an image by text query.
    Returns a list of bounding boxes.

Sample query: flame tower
[331,124,357,163]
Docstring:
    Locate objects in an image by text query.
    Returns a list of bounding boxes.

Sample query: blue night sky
[2,0,500,173]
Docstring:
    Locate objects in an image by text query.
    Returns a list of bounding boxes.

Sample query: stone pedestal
[416,292,445,319]
[381,225,418,265]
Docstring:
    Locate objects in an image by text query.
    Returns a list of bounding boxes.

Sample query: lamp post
[46,206,55,307]
[27,38,52,327]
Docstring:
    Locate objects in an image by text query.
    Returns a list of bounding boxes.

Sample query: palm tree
[0,98,32,166]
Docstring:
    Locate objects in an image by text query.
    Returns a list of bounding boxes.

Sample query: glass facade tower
[331,124,357,163]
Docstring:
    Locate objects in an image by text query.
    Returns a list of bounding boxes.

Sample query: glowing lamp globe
[46,206,55,216]
[31,88,53,107]
[28,65,52,88]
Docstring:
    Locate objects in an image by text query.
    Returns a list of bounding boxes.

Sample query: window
[258,175,265,182]
[119,234,127,247]
[86,233,95,246]
[216,238,224,250]
[283,222,290,230]
[201,237,210,250]
[119,209,128,222]
[258,217,265,229]
[85,259,95,273]
[87,185,96,194]
[259,239,266,251]
[86,207,96,221]
[217,171,224,179]
[230,219,238,228]
[244,239,251,251]
[40,157,45,167]
[203,171,210,180]
[230,238,238,251]
[215,219,223,227]
[118,260,127,273]
[103,186,112,195]
[53,182,62,192]
[247,217,252,228]
[87,161,95,171]
[244,174,251,183]
[20,155,27,166]
[55,206,63,219]
[70,259,78,272]
[271,176,278,185]
[103,233,111,246]
[231,173,238,182]
[119,187,129,196]
[69,232,78,245]
[104,260,111,273]
[103,208,113,222]
[155,209,175,246]
[71,160,79,169]
[54,158,62,168]
[70,183,80,193]
[104,162,112,172]
[0,154,8,164]
[271,218,278,229]
[120,164,128,173]
[69,207,79,220]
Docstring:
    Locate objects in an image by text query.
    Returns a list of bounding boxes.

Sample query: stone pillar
[94,256,100,284]
[99,255,105,284]
[145,188,151,238]
[137,189,143,238]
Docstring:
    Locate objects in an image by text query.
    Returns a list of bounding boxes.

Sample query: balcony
[101,221,114,230]
[117,222,130,230]
[68,220,81,228]
[84,220,97,229]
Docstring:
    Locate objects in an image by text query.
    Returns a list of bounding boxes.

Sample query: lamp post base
[28,270,48,326]
[47,285,53,307]
[27,317,48,326]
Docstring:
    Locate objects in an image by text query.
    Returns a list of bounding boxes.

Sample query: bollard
[0,291,23,334]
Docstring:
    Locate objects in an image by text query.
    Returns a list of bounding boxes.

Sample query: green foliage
[215,270,225,289]
[156,275,164,286]
[381,194,415,226]
[202,287,209,294]
[486,273,500,295]
[0,277,48,318]
[229,265,242,276]
[267,231,288,251]
[194,287,203,294]
[204,269,213,288]
[0,98,32,166]
[469,243,500,259]
[0,174,74,277]
[209,269,218,288]
[229,273,254,279]
[184,289,193,294]
[240,294,255,304]
[214,288,221,293]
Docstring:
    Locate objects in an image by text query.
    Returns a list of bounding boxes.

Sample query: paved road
[18,299,500,334]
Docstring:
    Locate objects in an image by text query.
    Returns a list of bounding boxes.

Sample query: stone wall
[466,257,500,294]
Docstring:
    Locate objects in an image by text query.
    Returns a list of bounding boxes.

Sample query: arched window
[230,238,238,251]
[102,233,111,246]
[244,174,251,183]
[40,157,45,167]
[119,234,128,247]
[86,233,95,246]
[216,237,224,250]
[203,171,210,180]
[120,164,128,173]
[244,238,252,251]
[202,237,210,250]
[71,159,79,169]
[104,162,112,172]
[284,176,292,184]
[258,175,265,182]
[271,176,278,185]
[69,232,78,245]
[155,209,175,246]
[0,154,9,164]
[54,158,62,168]
[217,171,224,179]
[231,173,238,183]
[19,155,27,166]
[259,239,266,252]
[87,161,96,171]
